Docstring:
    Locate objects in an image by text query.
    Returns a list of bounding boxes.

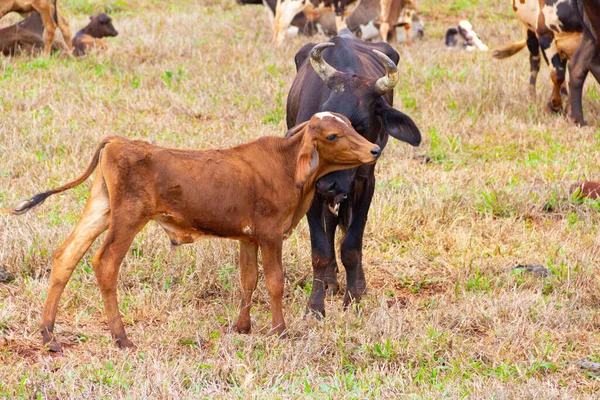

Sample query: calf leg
[92,208,149,349]
[260,239,286,336]
[233,242,259,334]
[340,176,375,309]
[526,29,541,99]
[323,210,340,296]
[40,174,110,351]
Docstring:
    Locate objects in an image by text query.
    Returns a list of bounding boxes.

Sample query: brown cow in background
[0,0,72,54]
[0,12,117,56]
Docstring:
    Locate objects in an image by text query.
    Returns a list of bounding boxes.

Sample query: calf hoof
[233,321,252,334]
[269,325,287,338]
[43,340,61,353]
[116,337,136,350]
[546,101,562,114]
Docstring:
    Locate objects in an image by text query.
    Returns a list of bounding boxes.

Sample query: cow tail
[4,138,113,216]
[491,40,526,59]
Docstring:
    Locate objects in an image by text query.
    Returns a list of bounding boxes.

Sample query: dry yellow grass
[1,0,600,397]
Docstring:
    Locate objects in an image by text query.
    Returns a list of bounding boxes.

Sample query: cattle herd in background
[0,0,599,350]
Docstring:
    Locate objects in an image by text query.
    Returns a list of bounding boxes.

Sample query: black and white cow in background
[492,0,582,115]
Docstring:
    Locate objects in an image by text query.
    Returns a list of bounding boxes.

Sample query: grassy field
[1,0,600,397]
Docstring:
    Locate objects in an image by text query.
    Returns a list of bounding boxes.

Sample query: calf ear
[285,121,309,138]
[377,103,421,147]
[295,138,319,188]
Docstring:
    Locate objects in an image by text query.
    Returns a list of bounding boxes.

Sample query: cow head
[308,42,421,214]
[87,13,118,38]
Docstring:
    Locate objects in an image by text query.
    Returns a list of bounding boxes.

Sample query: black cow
[286,30,421,317]
[568,0,600,125]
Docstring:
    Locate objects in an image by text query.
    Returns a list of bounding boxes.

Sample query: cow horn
[373,49,399,94]
[310,42,338,82]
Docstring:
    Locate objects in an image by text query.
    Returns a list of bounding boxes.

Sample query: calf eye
[326,134,339,141]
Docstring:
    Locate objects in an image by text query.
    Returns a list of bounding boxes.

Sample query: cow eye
[326,134,339,141]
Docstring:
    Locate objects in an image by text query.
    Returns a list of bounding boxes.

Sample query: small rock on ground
[510,264,551,278]
[0,266,15,283]
[577,360,600,375]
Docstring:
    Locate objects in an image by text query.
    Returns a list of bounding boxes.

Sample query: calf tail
[3,138,113,216]
[491,40,526,59]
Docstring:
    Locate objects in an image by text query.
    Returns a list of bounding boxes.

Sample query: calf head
[286,112,380,187]
[308,42,421,212]
[87,13,118,38]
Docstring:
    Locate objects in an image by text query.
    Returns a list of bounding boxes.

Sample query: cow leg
[233,242,259,334]
[34,3,58,55]
[379,22,390,43]
[526,29,541,99]
[260,239,286,336]
[340,175,375,309]
[56,12,73,52]
[546,45,567,113]
[567,34,594,126]
[305,200,333,318]
[92,207,149,349]
[40,173,110,351]
[404,24,411,46]
[335,15,347,32]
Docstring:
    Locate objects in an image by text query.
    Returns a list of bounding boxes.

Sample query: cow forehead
[314,112,348,126]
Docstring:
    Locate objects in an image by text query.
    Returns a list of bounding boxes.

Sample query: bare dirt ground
[1,0,600,397]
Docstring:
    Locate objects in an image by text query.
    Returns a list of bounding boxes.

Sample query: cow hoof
[304,305,325,320]
[325,283,339,296]
[116,338,137,350]
[43,341,61,352]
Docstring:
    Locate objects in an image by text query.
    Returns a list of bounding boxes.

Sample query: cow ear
[377,103,421,147]
[294,42,316,72]
[295,136,319,188]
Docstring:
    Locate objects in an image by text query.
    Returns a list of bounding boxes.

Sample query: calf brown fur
[4,112,380,351]
[0,0,72,54]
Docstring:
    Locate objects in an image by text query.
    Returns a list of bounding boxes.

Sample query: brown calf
[0,0,72,55]
[73,13,118,57]
[4,112,380,351]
